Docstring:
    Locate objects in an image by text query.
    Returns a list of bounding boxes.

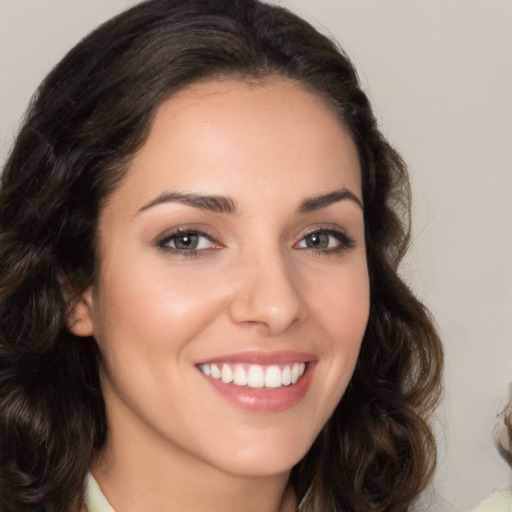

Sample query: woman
[499,401,512,468]
[0,1,443,511]
[468,403,512,512]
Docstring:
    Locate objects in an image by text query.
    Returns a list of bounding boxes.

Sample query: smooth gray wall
[1,1,511,510]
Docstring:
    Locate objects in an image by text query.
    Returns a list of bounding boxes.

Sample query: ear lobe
[67,287,94,337]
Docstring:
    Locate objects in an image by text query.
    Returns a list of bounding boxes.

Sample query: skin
[71,77,370,512]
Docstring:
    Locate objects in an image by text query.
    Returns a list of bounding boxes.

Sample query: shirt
[85,473,116,512]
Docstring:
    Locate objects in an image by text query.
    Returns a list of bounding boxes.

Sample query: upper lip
[194,350,316,366]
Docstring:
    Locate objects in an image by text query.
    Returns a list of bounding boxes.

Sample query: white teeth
[198,362,308,389]
[199,364,211,377]
[265,365,282,388]
[221,364,233,383]
[282,365,292,386]
[233,365,248,386]
[291,363,299,384]
[210,364,221,379]
[247,365,265,388]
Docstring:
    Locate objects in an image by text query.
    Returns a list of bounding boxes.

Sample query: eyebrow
[136,187,363,216]
[298,188,363,212]
[137,192,237,215]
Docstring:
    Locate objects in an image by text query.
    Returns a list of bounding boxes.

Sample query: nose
[228,250,309,336]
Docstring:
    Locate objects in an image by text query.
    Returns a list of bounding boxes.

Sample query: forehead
[105,77,361,217]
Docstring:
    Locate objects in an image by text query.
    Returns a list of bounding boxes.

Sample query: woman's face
[74,78,370,478]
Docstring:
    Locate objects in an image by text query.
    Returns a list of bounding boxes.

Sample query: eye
[157,229,220,254]
[295,229,355,253]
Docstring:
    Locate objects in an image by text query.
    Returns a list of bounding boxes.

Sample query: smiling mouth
[198,362,307,389]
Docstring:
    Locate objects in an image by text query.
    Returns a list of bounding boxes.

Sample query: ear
[67,286,95,337]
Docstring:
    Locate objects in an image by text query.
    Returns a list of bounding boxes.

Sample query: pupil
[307,233,328,248]
[175,234,198,250]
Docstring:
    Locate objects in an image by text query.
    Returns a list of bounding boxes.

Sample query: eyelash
[156,227,355,258]
[295,228,356,255]
[156,228,220,257]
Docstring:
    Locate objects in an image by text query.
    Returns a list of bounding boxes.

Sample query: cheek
[307,257,370,343]
[304,259,370,406]
[91,257,229,366]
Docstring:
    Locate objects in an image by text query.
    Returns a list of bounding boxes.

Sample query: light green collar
[85,473,116,512]
[469,488,512,512]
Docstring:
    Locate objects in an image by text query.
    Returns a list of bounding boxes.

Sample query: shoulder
[468,488,512,512]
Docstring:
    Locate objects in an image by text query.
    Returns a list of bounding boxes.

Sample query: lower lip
[199,364,315,413]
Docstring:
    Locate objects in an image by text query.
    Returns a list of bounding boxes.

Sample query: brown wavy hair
[0,1,443,511]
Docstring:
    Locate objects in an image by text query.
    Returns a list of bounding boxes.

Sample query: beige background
[1,1,511,510]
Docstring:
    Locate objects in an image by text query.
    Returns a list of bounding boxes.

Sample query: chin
[205,432,316,479]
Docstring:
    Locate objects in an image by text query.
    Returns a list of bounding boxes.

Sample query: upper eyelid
[155,225,218,243]
[299,227,348,239]
[160,227,212,239]
[293,224,351,241]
